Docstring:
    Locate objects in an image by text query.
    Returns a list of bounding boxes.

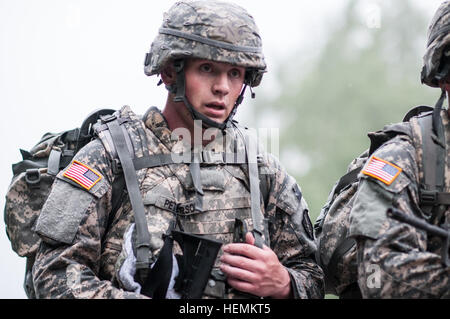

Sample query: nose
[212,73,230,96]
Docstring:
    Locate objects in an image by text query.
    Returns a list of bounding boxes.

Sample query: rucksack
[314,104,450,298]
[4,108,116,298]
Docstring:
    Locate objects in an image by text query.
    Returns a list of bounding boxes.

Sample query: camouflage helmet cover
[144,0,267,87]
[421,0,450,87]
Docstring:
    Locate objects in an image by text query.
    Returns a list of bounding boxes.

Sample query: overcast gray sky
[0,0,442,299]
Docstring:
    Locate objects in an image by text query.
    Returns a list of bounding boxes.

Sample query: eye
[229,68,242,79]
[199,63,213,73]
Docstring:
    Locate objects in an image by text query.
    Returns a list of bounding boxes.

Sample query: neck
[162,95,216,147]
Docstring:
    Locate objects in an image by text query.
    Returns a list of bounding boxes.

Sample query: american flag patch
[63,160,102,190]
[362,156,402,185]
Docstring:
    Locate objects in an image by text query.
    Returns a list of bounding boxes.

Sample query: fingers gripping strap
[106,119,151,274]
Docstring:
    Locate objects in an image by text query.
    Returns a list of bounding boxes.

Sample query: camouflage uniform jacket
[349,110,450,298]
[32,106,324,299]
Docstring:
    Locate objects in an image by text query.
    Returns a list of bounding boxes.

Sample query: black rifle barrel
[387,208,449,238]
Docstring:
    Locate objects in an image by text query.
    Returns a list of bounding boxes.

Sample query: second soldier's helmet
[421,0,450,87]
[144,0,267,87]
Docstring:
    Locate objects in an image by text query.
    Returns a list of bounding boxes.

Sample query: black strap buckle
[111,158,122,175]
[420,189,438,206]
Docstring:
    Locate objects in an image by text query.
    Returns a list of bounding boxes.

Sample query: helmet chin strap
[171,59,248,131]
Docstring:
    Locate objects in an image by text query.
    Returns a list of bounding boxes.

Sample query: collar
[143,106,178,151]
[143,106,247,156]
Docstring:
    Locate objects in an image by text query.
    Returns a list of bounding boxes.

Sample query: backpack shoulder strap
[230,123,266,248]
[411,111,449,221]
[97,112,152,283]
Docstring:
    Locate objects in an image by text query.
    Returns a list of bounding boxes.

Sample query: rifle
[386,208,449,267]
[172,230,222,299]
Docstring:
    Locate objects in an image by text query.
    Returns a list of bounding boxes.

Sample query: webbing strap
[334,167,362,196]
[105,119,151,280]
[420,190,450,205]
[189,160,204,211]
[133,154,176,170]
[325,237,356,293]
[328,237,355,275]
[245,131,264,248]
[132,152,247,170]
[418,92,447,221]
[47,149,62,176]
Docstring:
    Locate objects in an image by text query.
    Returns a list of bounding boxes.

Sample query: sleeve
[261,152,325,299]
[32,139,147,299]
[349,136,450,298]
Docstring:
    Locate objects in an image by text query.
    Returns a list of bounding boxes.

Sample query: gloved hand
[117,223,181,298]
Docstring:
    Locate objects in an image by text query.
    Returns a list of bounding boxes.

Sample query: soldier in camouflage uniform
[348,1,450,298]
[31,0,324,299]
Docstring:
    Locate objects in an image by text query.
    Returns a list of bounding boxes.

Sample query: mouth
[203,103,227,120]
[205,103,226,111]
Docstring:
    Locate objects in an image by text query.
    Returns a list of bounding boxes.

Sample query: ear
[160,63,176,85]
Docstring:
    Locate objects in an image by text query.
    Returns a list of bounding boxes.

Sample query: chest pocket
[178,166,253,255]
[141,166,254,265]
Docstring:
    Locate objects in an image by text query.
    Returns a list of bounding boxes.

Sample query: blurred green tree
[246,0,439,223]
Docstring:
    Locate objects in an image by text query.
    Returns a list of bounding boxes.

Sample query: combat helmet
[144,0,267,129]
[421,0,450,87]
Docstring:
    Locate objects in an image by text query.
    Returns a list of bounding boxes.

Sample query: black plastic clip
[25,168,41,188]
[420,190,438,206]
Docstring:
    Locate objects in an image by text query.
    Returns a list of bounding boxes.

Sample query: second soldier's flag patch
[362,156,402,185]
[63,160,102,190]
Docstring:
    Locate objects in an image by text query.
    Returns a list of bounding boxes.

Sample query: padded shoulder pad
[360,135,416,194]
[351,136,417,240]
[34,179,95,244]
[368,121,412,155]
[276,176,303,216]
[57,137,112,198]
[57,160,109,199]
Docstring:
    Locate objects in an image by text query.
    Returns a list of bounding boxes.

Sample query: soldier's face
[184,58,245,123]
